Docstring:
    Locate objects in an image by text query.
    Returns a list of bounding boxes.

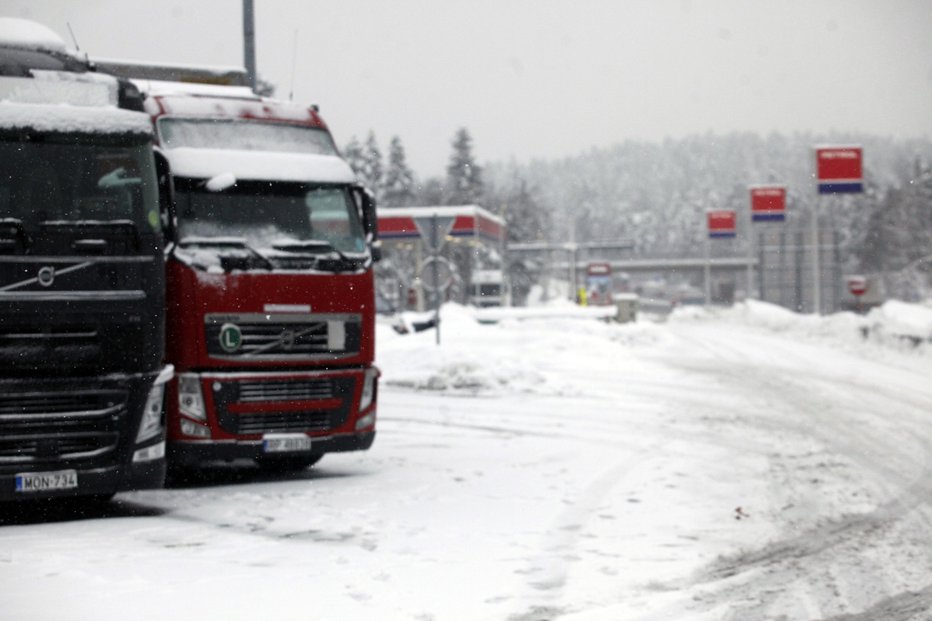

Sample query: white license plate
[15,469,78,493]
[263,434,312,453]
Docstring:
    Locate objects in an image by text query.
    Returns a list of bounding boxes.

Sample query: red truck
[98,62,380,472]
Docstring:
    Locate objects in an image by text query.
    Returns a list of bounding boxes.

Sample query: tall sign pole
[706,210,737,306]
[814,146,863,314]
[243,0,257,91]
[749,185,786,303]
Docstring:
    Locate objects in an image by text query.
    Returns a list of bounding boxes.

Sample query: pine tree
[382,136,416,207]
[360,131,383,199]
[445,127,483,205]
[342,136,366,181]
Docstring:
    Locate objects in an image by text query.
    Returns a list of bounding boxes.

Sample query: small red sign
[846,275,868,296]
[750,186,786,222]
[707,210,736,238]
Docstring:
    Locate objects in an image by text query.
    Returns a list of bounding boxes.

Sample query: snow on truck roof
[165,147,356,184]
[147,91,325,127]
[0,100,152,135]
[0,17,69,54]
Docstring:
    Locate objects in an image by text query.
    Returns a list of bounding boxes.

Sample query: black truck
[0,22,171,501]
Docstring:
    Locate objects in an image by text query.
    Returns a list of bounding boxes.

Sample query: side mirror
[353,184,381,262]
[153,149,177,250]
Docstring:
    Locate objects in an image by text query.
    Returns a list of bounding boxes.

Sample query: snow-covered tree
[360,131,383,199]
[342,136,366,182]
[445,127,483,205]
[382,136,416,207]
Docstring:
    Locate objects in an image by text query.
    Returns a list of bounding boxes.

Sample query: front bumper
[0,371,169,501]
[0,443,166,501]
[169,431,376,467]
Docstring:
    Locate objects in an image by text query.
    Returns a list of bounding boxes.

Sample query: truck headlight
[358,367,379,412]
[137,365,174,443]
[178,373,206,421]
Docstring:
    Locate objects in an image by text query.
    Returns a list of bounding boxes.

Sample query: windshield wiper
[179,237,273,271]
[0,218,32,252]
[272,240,364,271]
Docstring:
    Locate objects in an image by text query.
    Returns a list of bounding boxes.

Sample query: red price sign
[750,186,786,222]
[707,210,736,239]
[816,146,863,194]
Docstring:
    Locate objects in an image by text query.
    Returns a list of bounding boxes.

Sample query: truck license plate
[15,470,78,493]
[263,434,312,453]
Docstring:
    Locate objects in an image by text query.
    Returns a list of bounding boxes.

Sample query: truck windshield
[158,118,338,156]
[0,138,158,236]
[175,180,366,254]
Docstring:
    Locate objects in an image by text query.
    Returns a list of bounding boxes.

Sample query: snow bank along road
[1,301,932,621]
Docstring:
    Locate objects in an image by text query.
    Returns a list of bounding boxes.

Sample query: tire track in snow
[666,323,932,619]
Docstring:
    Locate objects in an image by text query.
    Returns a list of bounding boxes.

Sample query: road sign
[707,210,737,239]
[419,256,454,292]
[750,186,786,223]
[816,146,863,194]
[413,216,455,252]
[846,275,868,296]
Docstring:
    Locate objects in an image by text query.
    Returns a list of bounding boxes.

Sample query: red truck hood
[166,259,375,370]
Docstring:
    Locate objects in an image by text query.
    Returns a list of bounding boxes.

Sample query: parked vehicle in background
[97,60,381,473]
[469,269,508,307]
[0,19,171,501]
[585,262,613,306]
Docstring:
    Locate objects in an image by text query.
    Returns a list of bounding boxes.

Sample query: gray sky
[6,0,932,177]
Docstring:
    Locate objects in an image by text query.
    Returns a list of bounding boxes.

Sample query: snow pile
[377,303,667,395]
[671,299,932,352]
[865,300,932,343]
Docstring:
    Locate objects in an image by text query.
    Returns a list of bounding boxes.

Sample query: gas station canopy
[377,205,506,245]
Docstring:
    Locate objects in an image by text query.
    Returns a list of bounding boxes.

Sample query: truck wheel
[256,454,323,472]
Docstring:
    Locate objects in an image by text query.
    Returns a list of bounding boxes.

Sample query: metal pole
[758,230,766,301]
[811,205,821,314]
[431,214,440,345]
[747,223,755,300]
[242,0,257,91]
[704,235,711,306]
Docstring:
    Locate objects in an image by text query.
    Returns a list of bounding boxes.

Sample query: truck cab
[96,63,380,472]
[0,19,170,500]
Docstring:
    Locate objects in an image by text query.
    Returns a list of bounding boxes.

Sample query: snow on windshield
[158,118,337,156]
[164,148,355,184]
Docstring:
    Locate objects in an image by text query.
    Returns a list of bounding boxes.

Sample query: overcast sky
[6,1,932,177]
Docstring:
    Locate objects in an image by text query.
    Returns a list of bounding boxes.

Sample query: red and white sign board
[378,205,505,244]
[846,275,868,296]
[816,146,863,194]
[707,210,737,239]
[750,186,786,223]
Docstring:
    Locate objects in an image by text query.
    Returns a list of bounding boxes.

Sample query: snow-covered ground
[2,300,932,620]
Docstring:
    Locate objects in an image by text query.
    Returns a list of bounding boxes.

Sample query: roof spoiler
[93,58,249,87]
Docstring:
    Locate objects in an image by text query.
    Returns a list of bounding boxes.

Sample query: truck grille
[0,324,101,370]
[212,376,355,436]
[204,313,361,361]
[238,379,334,403]
[0,389,125,465]
[234,411,332,434]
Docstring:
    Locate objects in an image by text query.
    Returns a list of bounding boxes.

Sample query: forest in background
[345,129,932,302]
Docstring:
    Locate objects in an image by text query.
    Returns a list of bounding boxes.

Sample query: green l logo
[219,323,242,353]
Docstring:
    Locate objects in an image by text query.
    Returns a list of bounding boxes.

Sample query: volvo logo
[219,323,242,353]
[37,266,55,288]
[279,329,296,350]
